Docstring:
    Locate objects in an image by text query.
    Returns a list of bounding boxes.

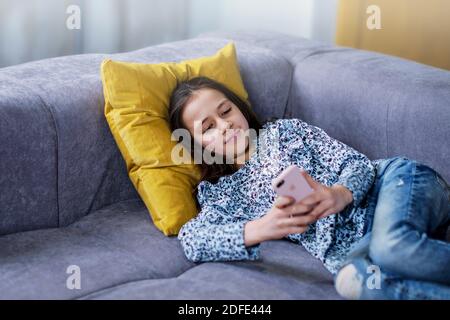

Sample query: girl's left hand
[296,170,354,220]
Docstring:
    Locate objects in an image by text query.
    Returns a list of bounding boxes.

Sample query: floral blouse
[178,118,383,274]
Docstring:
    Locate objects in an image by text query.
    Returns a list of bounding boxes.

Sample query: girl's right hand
[256,195,317,242]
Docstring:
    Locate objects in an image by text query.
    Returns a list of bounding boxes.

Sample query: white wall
[0,0,82,67]
[311,0,339,43]
[0,0,338,67]
[188,0,338,42]
[188,0,313,39]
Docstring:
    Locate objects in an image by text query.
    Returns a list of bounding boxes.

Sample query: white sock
[335,264,363,300]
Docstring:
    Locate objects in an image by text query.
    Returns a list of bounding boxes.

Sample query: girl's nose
[220,120,232,134]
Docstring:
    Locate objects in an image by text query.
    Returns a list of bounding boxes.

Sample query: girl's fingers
[287,225,309,235]
[309,201,330,218]
[275,196,294,208]
[301,170,320,190]
[298,191,323,207]
[317,208,336,219]
[280,215,316,228]
[287,203,313,217]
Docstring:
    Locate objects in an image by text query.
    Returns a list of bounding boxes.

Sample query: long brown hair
[168,76,273,186]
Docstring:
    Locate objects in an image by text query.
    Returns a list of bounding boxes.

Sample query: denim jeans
[335,156,450,299]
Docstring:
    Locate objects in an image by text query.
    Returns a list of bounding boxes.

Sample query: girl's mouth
[225,130,240,143]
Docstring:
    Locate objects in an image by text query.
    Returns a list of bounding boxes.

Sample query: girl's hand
[296,170,353,220]
[249,195,317,243]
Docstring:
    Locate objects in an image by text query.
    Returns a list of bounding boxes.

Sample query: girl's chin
[226,147,248,158]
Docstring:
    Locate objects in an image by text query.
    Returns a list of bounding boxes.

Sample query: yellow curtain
[336,0,450,70]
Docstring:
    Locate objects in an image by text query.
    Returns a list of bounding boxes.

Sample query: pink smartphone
[272,165,314,203]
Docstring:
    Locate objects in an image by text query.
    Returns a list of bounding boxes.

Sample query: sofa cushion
[0,199,194,299]
[0,197,340,300]
[78,240,341,300]
[100,42,251,236]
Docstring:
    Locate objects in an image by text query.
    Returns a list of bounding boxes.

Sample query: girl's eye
[204,123,213,133]
[203,107,231,132]
[222,108,231,116]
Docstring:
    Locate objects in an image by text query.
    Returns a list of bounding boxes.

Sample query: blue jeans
[335,156,450,299]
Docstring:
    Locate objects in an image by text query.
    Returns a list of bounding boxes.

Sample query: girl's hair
[169,76,275,187]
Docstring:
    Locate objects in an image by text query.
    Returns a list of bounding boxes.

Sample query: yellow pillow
[100,42,251,236]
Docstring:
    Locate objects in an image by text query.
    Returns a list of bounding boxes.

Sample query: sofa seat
[0,199,191,299]
[0,199,339,299]
[79,241,340,300]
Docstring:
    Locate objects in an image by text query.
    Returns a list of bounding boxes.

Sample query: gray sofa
[0,30,449,300]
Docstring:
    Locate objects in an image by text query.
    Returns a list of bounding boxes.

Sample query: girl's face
[180,88,249,159]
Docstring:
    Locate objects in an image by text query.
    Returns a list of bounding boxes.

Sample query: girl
[168,76,450,300]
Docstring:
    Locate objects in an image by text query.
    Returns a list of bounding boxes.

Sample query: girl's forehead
[192,88,224,102]
[183,89,226,121]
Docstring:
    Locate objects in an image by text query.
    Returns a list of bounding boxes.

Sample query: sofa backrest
[0,56,138,236]
[0,78,59,234]
[285,46,450,184]
[0,37,292,235]
[198,31,450,184]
